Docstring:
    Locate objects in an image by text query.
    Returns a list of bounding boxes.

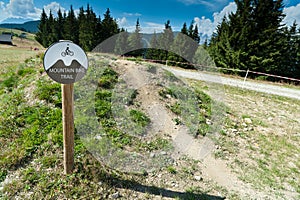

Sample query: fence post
[243,69,249,88]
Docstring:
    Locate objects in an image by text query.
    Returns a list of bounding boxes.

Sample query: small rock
[241,122,247,127]
[244,118,252,124]
[206,119,212,125]
[94,135,102,140]
[148,168,156,173]
[171,181,177,187]
[231,128,238,133]
[288,162,297,168]
[150,153,156,158]
[160,151,167,156]
[194,175,203,181]
[110,192,120,199]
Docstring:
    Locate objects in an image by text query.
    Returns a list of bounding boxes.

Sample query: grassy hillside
[0,39,299,199]
[0,47,230,199]
[0,21,39,33]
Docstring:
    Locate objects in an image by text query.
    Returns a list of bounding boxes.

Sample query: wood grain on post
[62,83,74,174]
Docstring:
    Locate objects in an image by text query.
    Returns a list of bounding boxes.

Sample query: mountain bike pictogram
[61,46,74,57]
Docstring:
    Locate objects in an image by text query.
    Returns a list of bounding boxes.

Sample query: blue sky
[0,0,300,38]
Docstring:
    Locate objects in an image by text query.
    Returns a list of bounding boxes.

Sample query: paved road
[163,66,300,100]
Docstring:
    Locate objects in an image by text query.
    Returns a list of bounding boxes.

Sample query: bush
[129,109,150,127]
[98,68,118,89]
[2,74,18,91]
[35,79,61,107]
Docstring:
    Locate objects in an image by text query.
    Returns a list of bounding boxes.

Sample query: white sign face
[44,41,88,84]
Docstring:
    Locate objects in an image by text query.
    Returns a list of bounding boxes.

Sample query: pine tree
[169,23,190,67]
[114,29,129,55]
[181,22,188,35]
[145,31,160,60]
[95,15,103,46]
[279,22,300,79]
[47,10,57,45]
[208,0,290,78]
[64,6,79,44]
[128,19,143,56]
[102,8,119,40]
[78,5,98,51]
[192,25,200,43]
[100,8,120,52]
[188,21,194,39]
[158,20,174,61]
[56,8,65,41]
[35,9,48,47]
[169,32,188,66]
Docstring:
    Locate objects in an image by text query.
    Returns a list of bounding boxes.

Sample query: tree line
[36,2,300,81]
[114,19,202,67]
[36,5,119,51]
[36,5,203,68]
[208,0,300,80]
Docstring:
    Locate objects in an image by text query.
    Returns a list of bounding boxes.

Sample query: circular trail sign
[44,40,88,84]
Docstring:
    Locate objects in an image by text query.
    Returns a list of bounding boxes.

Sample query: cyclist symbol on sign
[61,46,74,57]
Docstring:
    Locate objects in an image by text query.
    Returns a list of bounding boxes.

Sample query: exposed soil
[110,59,297,199]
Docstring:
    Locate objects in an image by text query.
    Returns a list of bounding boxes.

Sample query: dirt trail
[112,59,278,199]
[163,66,300,100]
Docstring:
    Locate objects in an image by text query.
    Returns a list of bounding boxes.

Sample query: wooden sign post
[44,40,88,174]
[62,84,75,174]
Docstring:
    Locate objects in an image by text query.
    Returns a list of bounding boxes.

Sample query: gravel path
[163,66,300,100]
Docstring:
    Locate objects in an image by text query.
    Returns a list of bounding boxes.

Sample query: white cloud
[178,0,227,5]
[142,22,165,33]
[6,0,41,19]
[43,2,65,16]
[117,17,127,27]
[283,3,300,28]
[0,1,8,22]
[194,2,237,39]
[178,0,228,11]
[193,1,300,41]
[118,19,165,33]
[123,12,142,17]
[0,1,4,9]
[0,0,66,23]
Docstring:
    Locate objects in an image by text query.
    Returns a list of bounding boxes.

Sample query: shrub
[129,109,150,127]
[98,68,118,89]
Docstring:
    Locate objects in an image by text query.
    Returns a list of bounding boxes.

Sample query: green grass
[0,54,131,199]
[0,52,241,199]
[129,109,151,127]
[209,82,300,195]
[159,84,212,137]
[167,166,177,174]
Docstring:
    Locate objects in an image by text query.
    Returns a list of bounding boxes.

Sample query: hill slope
[0,49,299,199]
[0,21,39,33]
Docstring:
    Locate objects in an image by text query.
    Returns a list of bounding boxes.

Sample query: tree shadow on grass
[106,174,226,200]
[78,151,226,199]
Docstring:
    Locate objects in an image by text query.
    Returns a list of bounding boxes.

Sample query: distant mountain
[0,20,40,33]
[1,17,34,24]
